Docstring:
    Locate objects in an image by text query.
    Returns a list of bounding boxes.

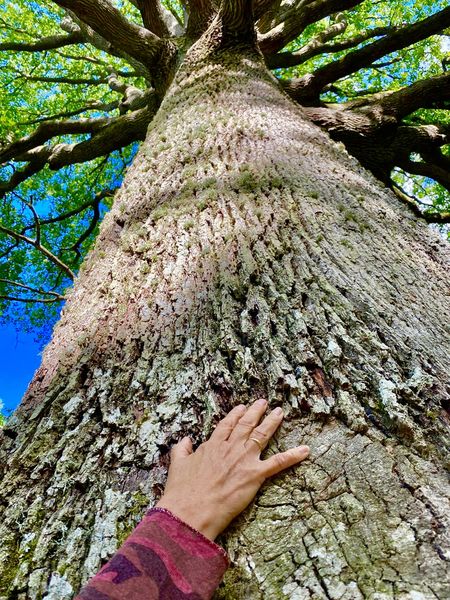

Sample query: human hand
[156,399,310,540]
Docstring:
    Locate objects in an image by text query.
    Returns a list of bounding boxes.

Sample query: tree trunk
[1,45,449,600]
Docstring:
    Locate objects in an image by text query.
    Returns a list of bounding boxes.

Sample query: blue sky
[0,324,46,414]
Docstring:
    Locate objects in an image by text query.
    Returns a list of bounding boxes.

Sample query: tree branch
[0,101,157,200]
[0,223,75,280]
[24,201,42,247]
[259,0,364,55]
[267,12,348,68]
[0,279,65,300]
[302,101,449,191]
[60,13,151,79]
[399,157,450,194]
[107,73,155,114]
[22,101,120,125]
[65,200,100,258]
[52,0,164,66]
[11,68,108,86]
[368,72,450,120]
[219,0,256,42]
[392,184,450,224]
[21,189,116,234]
[268,25,394,69]
[0,32,83,52]
[185,0,215,39]
[0,150,52,198]
[47,103,157,169]
[136,0,170,37]
[284,6,450,103]
[0,294,64,304]
[0,117,110,164]
[254,0,282,26]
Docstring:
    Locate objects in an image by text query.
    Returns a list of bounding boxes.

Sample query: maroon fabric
[75,508,229,600]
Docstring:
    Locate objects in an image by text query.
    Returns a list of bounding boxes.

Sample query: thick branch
[52,0,164,66]
[48,103,157,169]
[0,118,110,164]
[259,0,364,55]
[0,99,156,199]
[185,0,215,39]
[284,6,450,103]
[136,0,170,37]
[369,72,450,120]
[303,102,449,191]
[254,0,282,27]
[60,14,151,79]
[219,0,256,42]
[399,158,450,194]
[107,73,155,114]
[0,32,83,52]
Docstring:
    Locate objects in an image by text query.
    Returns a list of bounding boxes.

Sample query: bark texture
[0,45,449,600]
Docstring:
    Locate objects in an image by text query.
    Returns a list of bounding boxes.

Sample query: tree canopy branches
[258,0,364,55]
[283,6,450,104]
[0,0,449,332]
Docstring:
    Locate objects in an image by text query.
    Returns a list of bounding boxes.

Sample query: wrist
[155,497,220,540]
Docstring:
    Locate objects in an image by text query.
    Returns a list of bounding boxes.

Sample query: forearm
[76,508,228,600]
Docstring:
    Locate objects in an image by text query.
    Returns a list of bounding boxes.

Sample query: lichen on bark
[0,43,449,600]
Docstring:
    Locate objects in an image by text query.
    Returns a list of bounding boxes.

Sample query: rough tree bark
[1,31,449,600]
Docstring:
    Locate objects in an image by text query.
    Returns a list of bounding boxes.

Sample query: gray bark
[0,45,449,600]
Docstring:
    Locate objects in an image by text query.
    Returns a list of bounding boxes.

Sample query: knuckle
[273,454,286,468]
[252,428,267,440]
[237,419,255,430]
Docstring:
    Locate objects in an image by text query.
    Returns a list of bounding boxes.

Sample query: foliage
[0,0,449,336]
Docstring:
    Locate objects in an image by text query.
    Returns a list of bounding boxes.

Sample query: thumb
[171,436,193,460]
[262,445,310,478]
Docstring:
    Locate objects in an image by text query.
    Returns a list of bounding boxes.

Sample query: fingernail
[236,404,246,412]
[298,445,310,456]
[272,407,283,416]
[256,398,267,406]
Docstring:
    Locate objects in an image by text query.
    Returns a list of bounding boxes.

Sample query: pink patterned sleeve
[75,508,229,600]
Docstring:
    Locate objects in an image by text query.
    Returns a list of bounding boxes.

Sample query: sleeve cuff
[147,507,229,563]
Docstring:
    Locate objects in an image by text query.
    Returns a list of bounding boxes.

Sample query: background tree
[0,1,449,598]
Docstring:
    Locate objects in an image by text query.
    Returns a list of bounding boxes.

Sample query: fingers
[261,445,310,478]
[210,404,246,442]
[171,436,193,460]
[228,398,268,443]
[245,406,284,453]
